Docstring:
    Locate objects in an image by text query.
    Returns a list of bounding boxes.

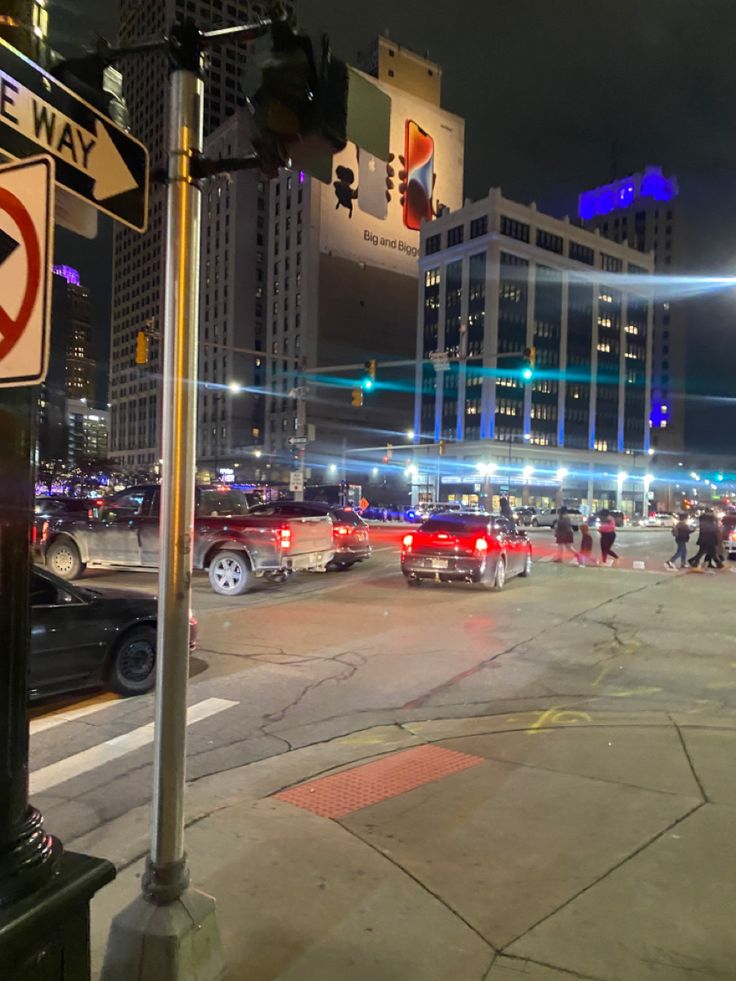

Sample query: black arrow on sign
[0,227,19,266]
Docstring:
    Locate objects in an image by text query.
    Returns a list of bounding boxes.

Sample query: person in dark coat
[499,496,516,531]
[688,511,723,569]
[553,506,579,563]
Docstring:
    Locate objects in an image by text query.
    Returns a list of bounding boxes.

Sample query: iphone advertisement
[319,72,464,276]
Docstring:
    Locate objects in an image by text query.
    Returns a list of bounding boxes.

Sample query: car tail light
[39,520,48,544]
[279,526,292,549]
[31,524,37,546]
[402,534,413,550]
[437,532,449,539]
[335,525,350,536]
[474,537,488,554]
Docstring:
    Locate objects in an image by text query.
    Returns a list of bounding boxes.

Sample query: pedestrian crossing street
[29,696,239,796]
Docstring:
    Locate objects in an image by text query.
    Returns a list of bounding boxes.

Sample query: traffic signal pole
[101,21,224,981]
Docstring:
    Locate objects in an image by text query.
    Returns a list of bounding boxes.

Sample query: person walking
[598,509,620,566]
[688,511,723,569]
[553,506,579,563]
[499,496,516,532]
[666,512,691,570]
[578,523,597,566]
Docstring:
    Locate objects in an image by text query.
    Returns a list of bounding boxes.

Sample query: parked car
[592,509,627,528]
[646,512,676,527]
[531,508,583,530]
[248,501,371,570]
[722,511,736,559]
[28,566,197,699]
[401,512,532,590]
[39,484,334,596]
[514,507,537,527]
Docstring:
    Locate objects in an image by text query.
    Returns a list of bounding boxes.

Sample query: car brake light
[402,534,413,550]
[335,525,350,536]
[437,532,449,539]
[475,538,488,553]
[280,526,291,549]
[31,524,37,545]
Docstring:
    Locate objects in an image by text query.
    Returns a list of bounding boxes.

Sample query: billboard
[319,72,465,276]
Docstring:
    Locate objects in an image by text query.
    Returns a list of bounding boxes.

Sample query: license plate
[431,558,448,569]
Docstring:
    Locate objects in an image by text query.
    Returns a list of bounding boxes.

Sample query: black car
[28,566,197,700]
[248,500,371,569]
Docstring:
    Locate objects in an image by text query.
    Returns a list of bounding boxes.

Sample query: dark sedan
[33,496,97,550]
[248,500,371,570]
[29,566,197,700]
[401,512,532,590]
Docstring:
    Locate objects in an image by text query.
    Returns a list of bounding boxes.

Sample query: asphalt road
[29,526,735,849]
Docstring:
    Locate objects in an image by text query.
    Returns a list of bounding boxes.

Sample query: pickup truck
[40,484,335,596]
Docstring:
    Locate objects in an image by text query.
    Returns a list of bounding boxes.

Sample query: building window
[569,241,594,265]
[601,253,623,272]
[425,233,441,255]
[536,228,563,254]
[447,225,464,247]
[500,216,530,243]
[469,215,488,239]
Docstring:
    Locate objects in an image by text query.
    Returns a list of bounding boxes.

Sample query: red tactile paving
[273,744,484,819]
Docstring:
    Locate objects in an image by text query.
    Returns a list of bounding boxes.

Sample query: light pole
[505,432,531,502]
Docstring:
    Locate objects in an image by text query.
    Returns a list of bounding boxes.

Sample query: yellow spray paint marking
[528,706,593,734]
[592,664,614,688]
[609,687,662,698]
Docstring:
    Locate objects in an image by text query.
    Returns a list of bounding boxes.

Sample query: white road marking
[30,697,238,795]
[30,696,120,735]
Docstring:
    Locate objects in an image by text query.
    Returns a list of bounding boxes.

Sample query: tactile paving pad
[273,744,484,819]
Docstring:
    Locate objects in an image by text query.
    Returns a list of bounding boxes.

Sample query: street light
[228,381,242,394]
[405,464,418,480]
[556,467,568,483]
[253,449,262,459]
[522,465,534,481]
[406,429,415,441]
[371,466,379,478]
[329,463,337,474]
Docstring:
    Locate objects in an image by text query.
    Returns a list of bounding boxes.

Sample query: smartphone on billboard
[358,150,388,220]
[403,120,434,231]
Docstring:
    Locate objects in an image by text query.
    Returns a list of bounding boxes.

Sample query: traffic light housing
[351,388,363,408]
[522,346,536,381]
[251,20,348,181]
[386,443,393,460]
[135,330,149,366]
[361,360,376,392]
[439,438,446,456]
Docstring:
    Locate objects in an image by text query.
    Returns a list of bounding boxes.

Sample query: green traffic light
[522,367,533,381]
[362,377,375,391]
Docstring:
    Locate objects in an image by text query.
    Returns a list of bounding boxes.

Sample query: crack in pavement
[262,651,369,725]
[670,717,709,802]
[493,953,608,980]
[401,578,661,711]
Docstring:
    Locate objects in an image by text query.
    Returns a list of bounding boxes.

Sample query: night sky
[50,0,736,450]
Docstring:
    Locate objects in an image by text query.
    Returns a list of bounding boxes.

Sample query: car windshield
[197,488,249,516]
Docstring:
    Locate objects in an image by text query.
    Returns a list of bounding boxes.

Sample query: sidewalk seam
[670,717,709,802]
[501,799,706,950]
[496,952,609,981]
[338,821,499,956]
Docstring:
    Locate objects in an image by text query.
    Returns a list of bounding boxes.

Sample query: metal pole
[142,41,203,905]
[0,388,60,906]
[293,375,307,502]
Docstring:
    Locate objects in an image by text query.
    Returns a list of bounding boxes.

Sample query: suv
[531,508,583,530]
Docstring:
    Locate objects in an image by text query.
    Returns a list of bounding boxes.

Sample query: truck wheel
[109,626,157,696]
[46,538,85,580]
[208,550,251,596]
[531,518,539,527]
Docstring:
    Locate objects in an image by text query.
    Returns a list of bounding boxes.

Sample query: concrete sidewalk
[84,708,736,981]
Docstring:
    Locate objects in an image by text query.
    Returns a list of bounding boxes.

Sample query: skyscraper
[579,167,685,454]
[109,0,294,468]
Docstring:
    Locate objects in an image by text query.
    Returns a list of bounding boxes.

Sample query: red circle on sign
[0,187,41,361]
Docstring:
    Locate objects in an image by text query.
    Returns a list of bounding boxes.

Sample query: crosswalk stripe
[30,695,120,735]
[30,697,238,795]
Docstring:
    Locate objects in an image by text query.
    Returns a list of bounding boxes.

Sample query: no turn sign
[0,155,53,387]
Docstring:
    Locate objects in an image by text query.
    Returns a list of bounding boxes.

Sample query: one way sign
[0,39,148,233]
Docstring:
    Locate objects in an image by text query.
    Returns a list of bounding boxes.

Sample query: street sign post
[0,155,53,387]
[0,38,149,232]
[288,435,308,445]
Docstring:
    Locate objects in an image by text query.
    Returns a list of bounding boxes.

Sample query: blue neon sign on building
[578,166,678,221]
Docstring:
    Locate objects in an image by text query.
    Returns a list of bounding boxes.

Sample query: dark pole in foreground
[0,387,59,904]
[0,390,115,979]
[101,20,225,978]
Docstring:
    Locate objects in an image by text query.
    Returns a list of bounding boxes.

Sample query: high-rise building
[410,189,655,513]
[263,38,465,477]
[578,166,685,453]
[66,400,110,464]
[0,0,49,64]
[197,108,267,479]
[109,0,294,468]
[39,266,97,462]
